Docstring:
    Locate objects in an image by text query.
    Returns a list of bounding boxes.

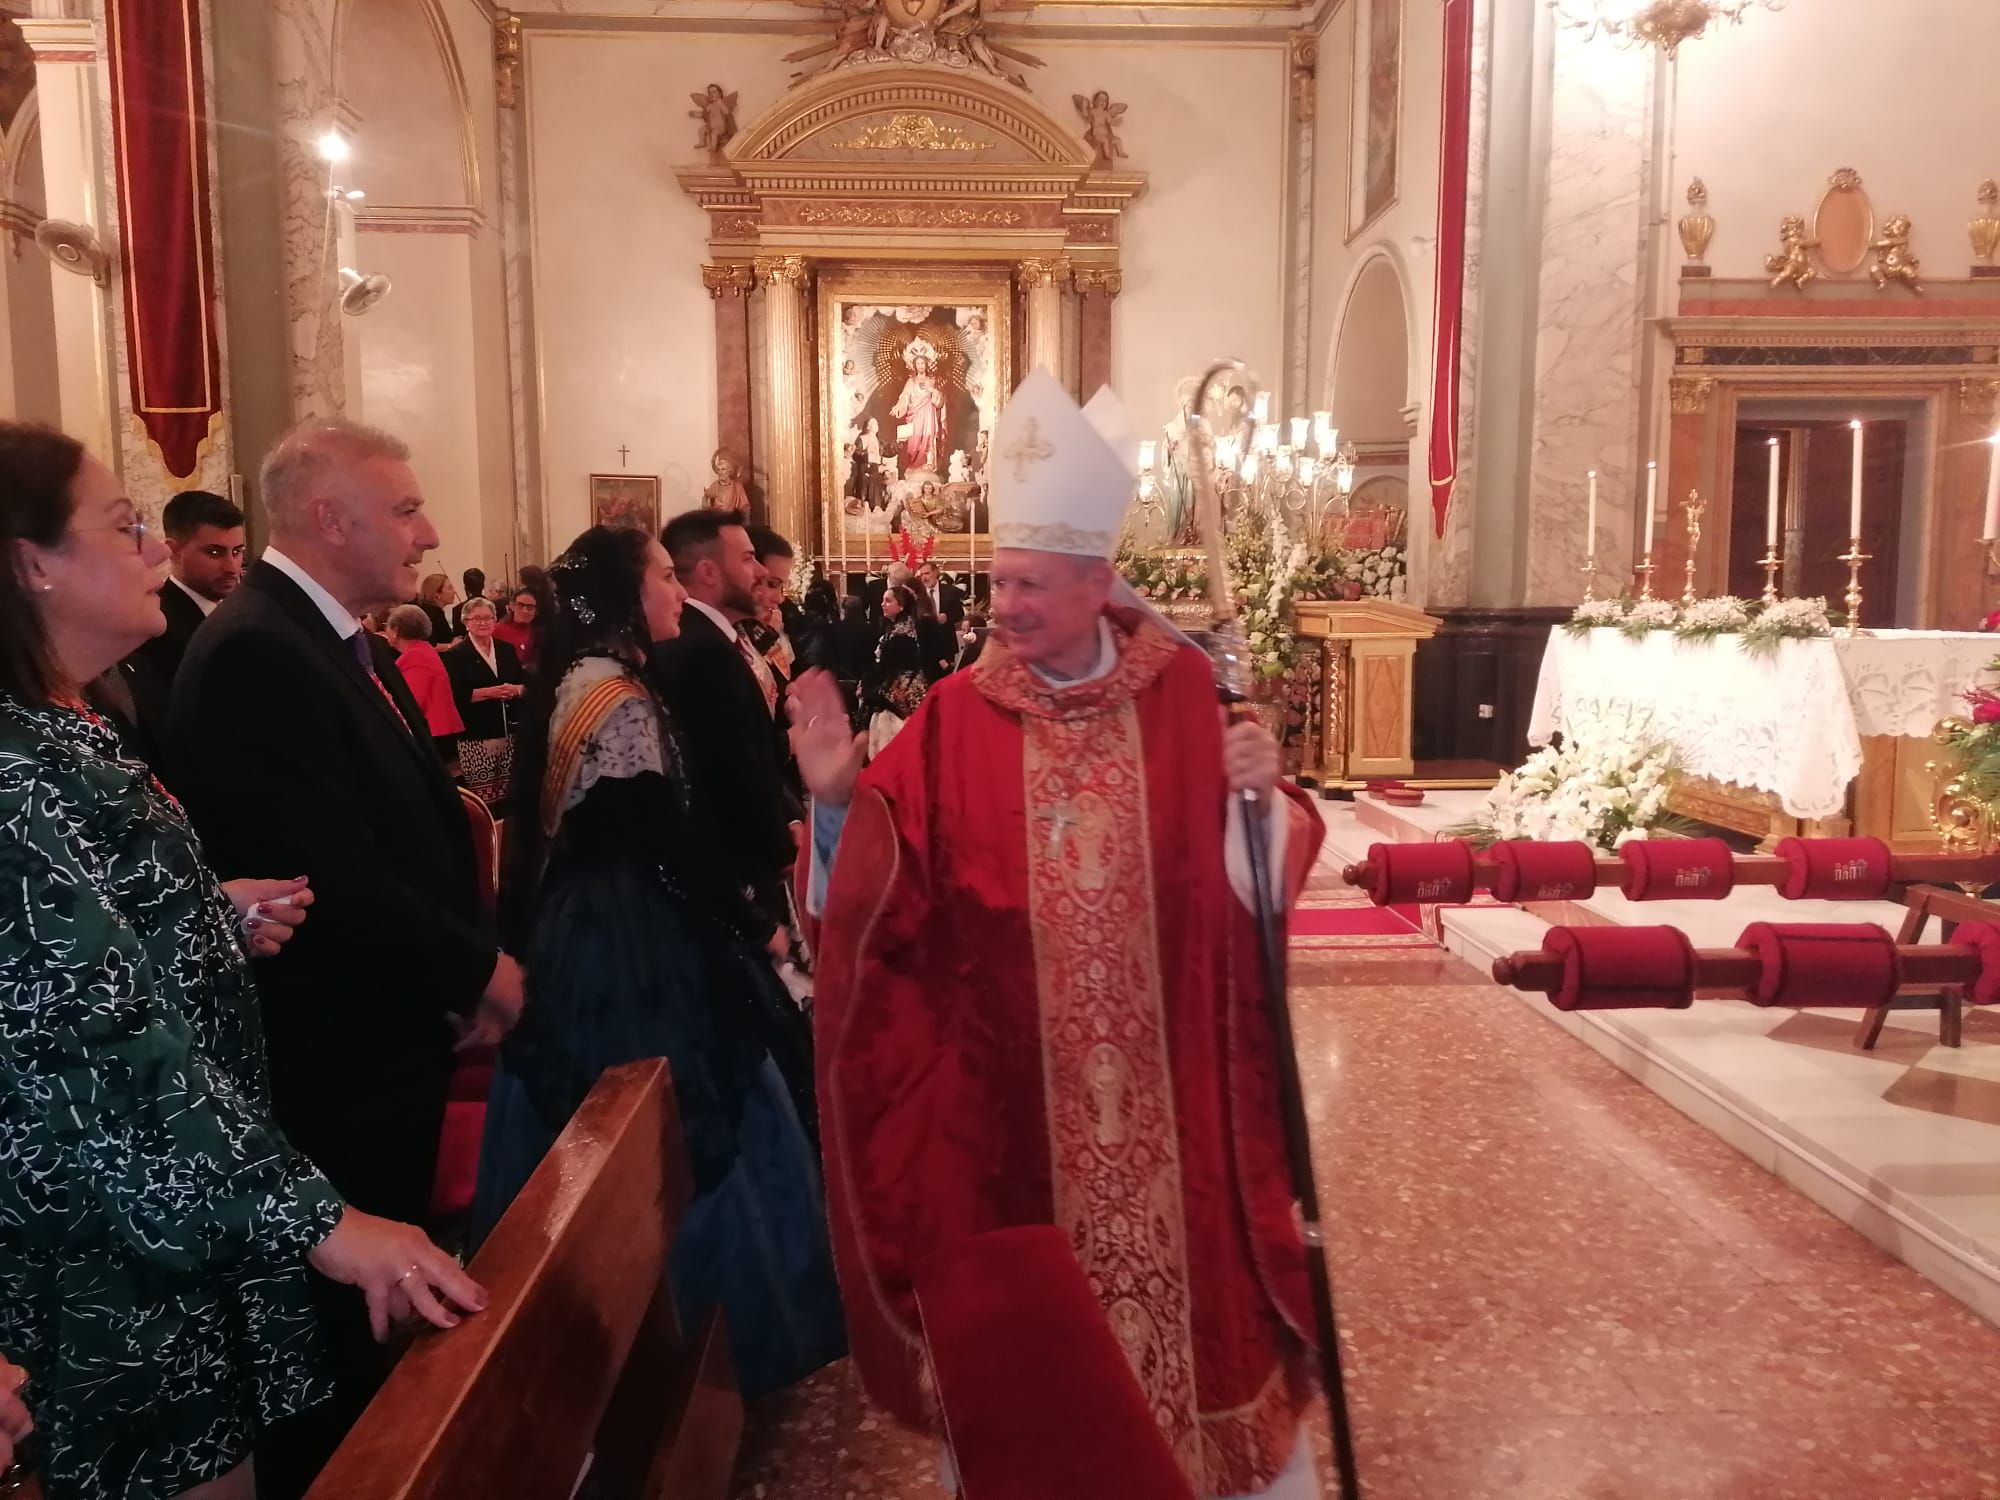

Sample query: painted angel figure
[1073,90,1127,168]
[889,338,946,475]
[690,84,738,155]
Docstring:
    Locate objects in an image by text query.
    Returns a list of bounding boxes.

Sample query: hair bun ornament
[547,550,598,625]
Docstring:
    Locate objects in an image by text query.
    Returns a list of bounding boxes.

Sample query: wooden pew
[307,1057,741,1499]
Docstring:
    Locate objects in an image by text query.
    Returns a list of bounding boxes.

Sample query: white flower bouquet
[1618,598,1681,640]
[1562,597,1629,637]
[1448,709,1686,851]
[1740,596,1832,658]
[1674,595,1752,643]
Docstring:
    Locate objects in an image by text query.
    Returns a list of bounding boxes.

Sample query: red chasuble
[814,607,1323,1496]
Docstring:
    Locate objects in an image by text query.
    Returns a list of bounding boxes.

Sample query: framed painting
[1346,0,1403,241]
[588,473,660,536]
[816,265,1014,570]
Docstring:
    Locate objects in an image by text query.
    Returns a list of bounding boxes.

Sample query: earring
[38,584,52,593]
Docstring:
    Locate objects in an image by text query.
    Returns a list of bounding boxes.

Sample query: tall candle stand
[1580,554,1597,604]
[1635,552,1657,601]
[1838,537,1871,636]
[1680,491,1706,606]
[1758,546,1782,604]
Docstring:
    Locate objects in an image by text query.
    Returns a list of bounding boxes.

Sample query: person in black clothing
[168,418,526,1499]
[452,566,486,636]
[652,508,797,929]
[441,594,527,807]
[833,594,874,718]
[861,583,937,755]
[119,489,246,769]
[415,571,457,643]
[914,559,965,627]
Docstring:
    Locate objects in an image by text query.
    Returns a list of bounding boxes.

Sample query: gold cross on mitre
[987,371,1140,560]
[1003,418,1055,483]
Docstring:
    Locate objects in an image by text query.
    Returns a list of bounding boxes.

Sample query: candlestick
[1849,419,1865,539]
[1635,552,1656,601]
[1758,545,1782,605]
[1838,536,1871,636]
[1681,490,1706,606]
[1983,432,2000,541]
[1765,437,1780,550]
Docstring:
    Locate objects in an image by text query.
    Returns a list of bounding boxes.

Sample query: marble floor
[729,830,2000,1498]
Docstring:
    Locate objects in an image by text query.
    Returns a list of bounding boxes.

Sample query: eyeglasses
[73,519,153,553]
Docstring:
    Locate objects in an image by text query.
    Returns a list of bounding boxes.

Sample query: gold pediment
[1294,599,1443,640]
[732,68,1092,170]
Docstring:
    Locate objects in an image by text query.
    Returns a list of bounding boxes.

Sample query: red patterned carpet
[729,857,2000,1497]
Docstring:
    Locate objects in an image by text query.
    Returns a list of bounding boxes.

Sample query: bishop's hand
[789,668,868,808]
[1222,714,1281,802]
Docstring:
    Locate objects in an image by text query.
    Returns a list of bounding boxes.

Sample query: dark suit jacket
[650,605,795,929]
[921,578,966,627]
[440,635,526,741]
[168,560,496,1225]
[121,581,208,772]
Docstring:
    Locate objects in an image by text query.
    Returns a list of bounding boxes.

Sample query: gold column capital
[1072,265,1122,299]
[1669,374,1715,415]
[495,11,524,110]
[1961,376,2000,419]
[1289,30,1319,124]
[755,254,811,289]
[702,263,756,299]
[1016,255,1070,290]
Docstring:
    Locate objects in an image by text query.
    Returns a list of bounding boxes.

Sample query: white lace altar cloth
[1526,629,1992,821]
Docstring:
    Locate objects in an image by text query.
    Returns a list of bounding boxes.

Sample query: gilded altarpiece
[676,68,1145,558]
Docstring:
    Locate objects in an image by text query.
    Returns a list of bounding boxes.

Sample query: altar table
[1527,629,1994,851]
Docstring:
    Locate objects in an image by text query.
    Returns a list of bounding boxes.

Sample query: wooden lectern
[1294,599,1442,784]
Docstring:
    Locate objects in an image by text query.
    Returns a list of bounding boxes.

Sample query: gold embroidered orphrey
[1023,704,1205,1487]
[1003,417,1054,482]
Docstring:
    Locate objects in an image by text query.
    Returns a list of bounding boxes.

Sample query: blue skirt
[472,859,845,1396]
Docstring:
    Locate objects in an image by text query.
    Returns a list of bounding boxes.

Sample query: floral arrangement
[1562,597,1630,636]
[1118,546,1210,604]
[788,548,818,600]
[1674,595,1752,642]
[1619,598,1681,640]
[1739,596,1832,658]
[886,525,937,570]
[1939,660,2000,805]
[1447,710,1688,851]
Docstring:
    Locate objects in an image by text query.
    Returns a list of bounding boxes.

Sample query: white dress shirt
[261,545,363,640]
[170,574,218,617]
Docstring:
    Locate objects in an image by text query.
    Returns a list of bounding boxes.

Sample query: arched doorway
[1325,253,1412,554]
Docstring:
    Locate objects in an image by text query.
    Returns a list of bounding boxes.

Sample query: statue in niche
[702,449,751,511]
[1073,91,1128,169]
[690,84,739,157]
[1764,215,1819,292]
[785,0,1040,88]
[1869,214,1923,294]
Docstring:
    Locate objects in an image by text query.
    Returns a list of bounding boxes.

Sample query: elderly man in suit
[169,418,526,1499]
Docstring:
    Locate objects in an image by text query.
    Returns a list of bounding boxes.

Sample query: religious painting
[588,473,660,536]
[817,266,1014,571]
[1347,0,1402,241]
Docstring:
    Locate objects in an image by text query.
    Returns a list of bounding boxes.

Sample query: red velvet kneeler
[914,1227,1196,1500]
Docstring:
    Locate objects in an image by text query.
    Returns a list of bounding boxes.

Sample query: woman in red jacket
[384,604,465,763]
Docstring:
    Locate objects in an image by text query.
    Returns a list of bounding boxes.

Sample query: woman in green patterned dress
[0,424,491,1499]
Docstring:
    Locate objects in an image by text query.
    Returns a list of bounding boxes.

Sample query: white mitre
[988,369,1139,559]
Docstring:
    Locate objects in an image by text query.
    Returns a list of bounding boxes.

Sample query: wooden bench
[1856,883,1996,1050]
[307,1057,741,1499]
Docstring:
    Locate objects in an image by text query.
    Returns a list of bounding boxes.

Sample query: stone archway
[1329,253,1413,445]
[677,66,1145,549]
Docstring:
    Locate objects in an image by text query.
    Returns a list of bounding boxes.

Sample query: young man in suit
[119,489,246,765]
[169,419,526,1499]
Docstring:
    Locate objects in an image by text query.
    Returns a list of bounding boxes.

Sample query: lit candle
[1643,461,1658,551]
[1586,470,1598,556]
[1849,419,1864,539]
[1290,416,1310,450]
[1137,439,1157,473]
[1766,437,1780,550]
[1983,432,2000,542]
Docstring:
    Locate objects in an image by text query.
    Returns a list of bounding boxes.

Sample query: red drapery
[105,0,222,480]
[1427,0,1476,538]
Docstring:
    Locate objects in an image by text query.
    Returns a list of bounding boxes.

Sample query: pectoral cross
[1034,799,1080,857]
[617,444,631,466]
[1004,419,1054,483]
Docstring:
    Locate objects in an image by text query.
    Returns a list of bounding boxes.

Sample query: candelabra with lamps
[1549,0,1787,60]
[1136,394,1359,550]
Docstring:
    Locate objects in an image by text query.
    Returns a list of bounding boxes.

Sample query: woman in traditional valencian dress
[861,583,936,757]
[474,525,844,1395]
[0,422,482,1500]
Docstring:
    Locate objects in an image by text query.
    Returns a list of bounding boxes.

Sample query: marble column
[18,12,115,461]
[705,262,756,512]
[271,0,344,420]
[1281,30,1319,414]
[1017,256,1068,380]
[1072,266,1120,397]
[755,255,812,547]
[493,8,542,568]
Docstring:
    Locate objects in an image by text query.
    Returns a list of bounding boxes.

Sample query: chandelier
[1551,0,1785,59]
